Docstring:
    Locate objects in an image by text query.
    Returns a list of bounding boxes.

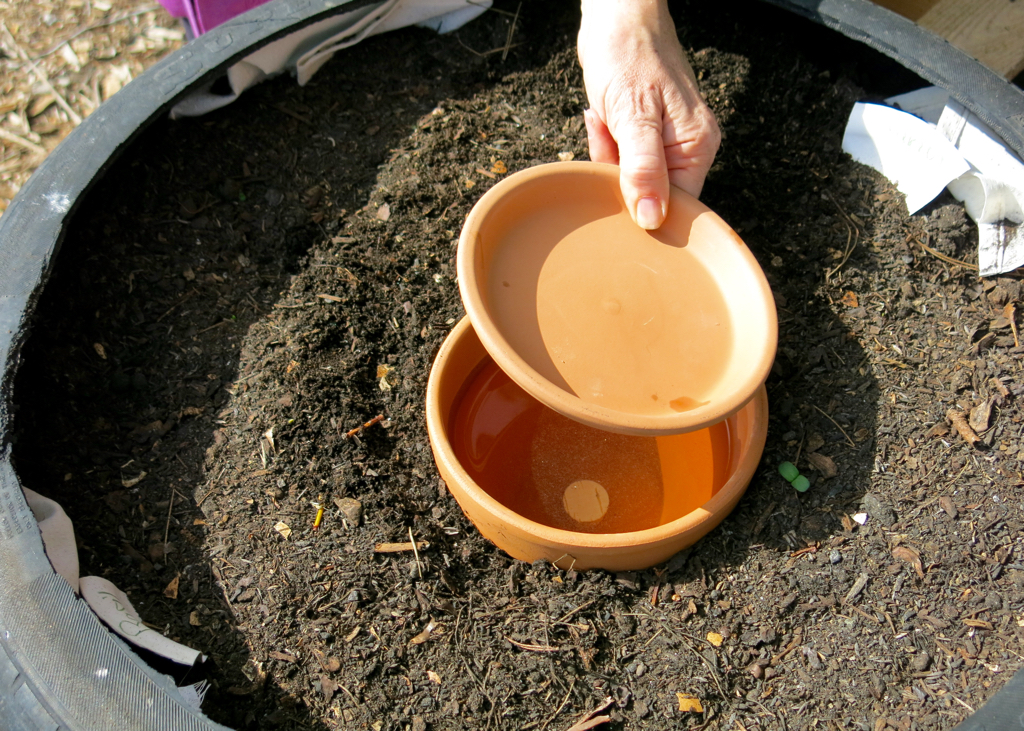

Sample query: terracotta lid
[457,161,777,436]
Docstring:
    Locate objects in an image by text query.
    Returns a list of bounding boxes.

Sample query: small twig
[501,2,522,62]
[949,694,974,713]
[33,6,161,59]
[409,526,422,579]
[811,404,856,448]
[455,35,523,58]
[344,414,384,439]
[156,289,195,322]
[793,434,806,471]
[465,0,518,16]
[0,21,82,126]
[196,320,228,335]
[162,488,175,555]
[0,128,47,157]
[824,189,860,231]
[554,599,596,625]
[195,487,217,508]
[539,678,576,731]
[913,238,978,271]
[506,637,562,653]
[374,541,429,553]
[273,103,311,125]
[825,222,859,280]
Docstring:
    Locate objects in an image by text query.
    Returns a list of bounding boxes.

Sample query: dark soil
[11,1,1024,729]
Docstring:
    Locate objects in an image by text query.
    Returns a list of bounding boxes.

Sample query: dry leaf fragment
[843,572,869,604]
[121,471,147,488]
[491,160,507,174]
[274,521,292,539]
[321,676,339,699]
[805,452,838,479]
[269,650,298,663]
[841,290,859,307]
[427,670,442,684]
[946,409,980,447]
[969,398,994,433]
[805,433,825,453]
[939,496,958,519]
[963,618,994,630]
[410,620,436,645]
[376,364,393,391]
[189,610,201,626]
[93,342,107,359]
[706,632,724,647]
[925,421,950,438]
[892,545,925,579]
[1004,301,1019,347]
[163,574,180,600]
[676,693,704,713]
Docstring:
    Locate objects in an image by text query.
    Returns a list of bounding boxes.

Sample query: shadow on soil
[9,6,576,728]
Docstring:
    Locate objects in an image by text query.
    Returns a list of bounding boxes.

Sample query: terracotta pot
[426,317,768,571]
[458,161,777,436]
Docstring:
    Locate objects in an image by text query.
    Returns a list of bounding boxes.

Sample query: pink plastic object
[158,0,272,35]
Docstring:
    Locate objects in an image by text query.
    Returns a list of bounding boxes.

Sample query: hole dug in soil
[11,1,1024,729]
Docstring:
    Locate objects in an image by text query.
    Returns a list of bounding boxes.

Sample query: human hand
[577,0,721,229]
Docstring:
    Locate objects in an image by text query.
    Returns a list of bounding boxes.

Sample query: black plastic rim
[0,0,1019,728]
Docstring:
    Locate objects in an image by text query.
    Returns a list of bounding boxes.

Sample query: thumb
[613,117,670,230]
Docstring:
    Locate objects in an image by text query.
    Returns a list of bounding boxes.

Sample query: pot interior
[440,344,748,535]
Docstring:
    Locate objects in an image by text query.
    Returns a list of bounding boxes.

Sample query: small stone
[411,715,427,731]
[860,493,896,527]
[829,550,842,565]
[334,497,363,526]
[748,663,764,679]
[911,652,931,672]
[984,592,1003,610]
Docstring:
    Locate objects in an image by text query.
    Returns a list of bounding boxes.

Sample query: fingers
[588,107,670,230]
[612,112,670,230]
[665,113,721,199]
[584,109,619,165]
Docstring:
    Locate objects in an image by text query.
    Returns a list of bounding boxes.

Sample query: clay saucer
[457,161,777,436]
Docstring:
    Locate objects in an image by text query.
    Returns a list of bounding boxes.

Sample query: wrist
[579,0,675,58]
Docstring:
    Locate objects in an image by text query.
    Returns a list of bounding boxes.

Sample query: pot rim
[425,317,769,550]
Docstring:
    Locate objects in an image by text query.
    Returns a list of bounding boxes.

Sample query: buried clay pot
[457,161,777,436]
[425,317,768,571]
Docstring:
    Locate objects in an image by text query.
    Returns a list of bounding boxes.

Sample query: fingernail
[636,197,664,230]
[583,109,595,133]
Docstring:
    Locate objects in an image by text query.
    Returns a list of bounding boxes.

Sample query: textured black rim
[0,0,1019,728]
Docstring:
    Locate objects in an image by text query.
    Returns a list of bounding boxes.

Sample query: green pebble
[778,461,799,482]
[791,475,810,492]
